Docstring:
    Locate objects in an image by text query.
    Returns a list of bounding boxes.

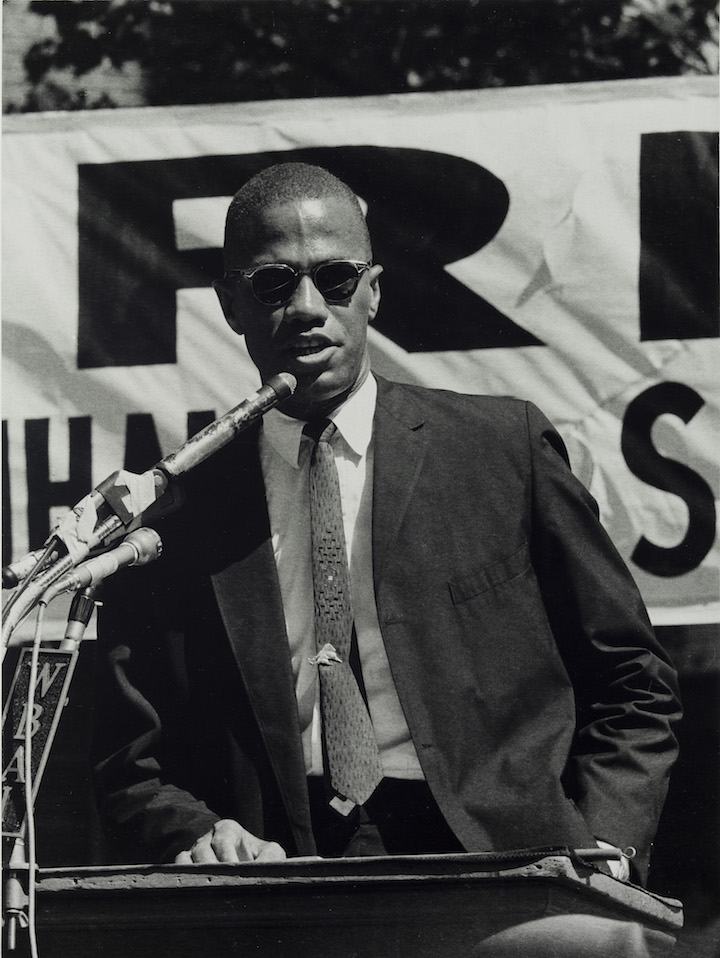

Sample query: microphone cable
[22,600,46,958]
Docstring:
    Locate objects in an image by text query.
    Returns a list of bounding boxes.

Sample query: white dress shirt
[259,373,423,780]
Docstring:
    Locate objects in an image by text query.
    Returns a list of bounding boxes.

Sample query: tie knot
[304,418,337,446]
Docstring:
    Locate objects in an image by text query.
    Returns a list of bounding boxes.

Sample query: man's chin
[278,375,353,421]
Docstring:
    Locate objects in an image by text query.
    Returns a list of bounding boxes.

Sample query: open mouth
[287,339,335,359]
[293,343,327,356]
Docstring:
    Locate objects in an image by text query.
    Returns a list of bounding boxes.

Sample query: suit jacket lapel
[197,432,312,847]
[372,377,429,585]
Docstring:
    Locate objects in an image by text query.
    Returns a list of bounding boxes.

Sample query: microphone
[2,373,297,586]
[2,547,58,590]
[43,528,162,603]
[158,371,297,478]
[61,587,99,648]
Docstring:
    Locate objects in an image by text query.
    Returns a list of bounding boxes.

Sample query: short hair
[223,162,371,268]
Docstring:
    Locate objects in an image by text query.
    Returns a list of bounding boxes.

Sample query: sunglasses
[227,260,372,307]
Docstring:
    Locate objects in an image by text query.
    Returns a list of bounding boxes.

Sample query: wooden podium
[29,850,682,957]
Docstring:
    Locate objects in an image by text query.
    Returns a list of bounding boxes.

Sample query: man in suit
[92,162,680,901]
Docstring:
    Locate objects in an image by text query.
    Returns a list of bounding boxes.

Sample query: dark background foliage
[6,0,719,112]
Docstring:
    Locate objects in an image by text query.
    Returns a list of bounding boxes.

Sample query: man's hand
[174,819,287,864]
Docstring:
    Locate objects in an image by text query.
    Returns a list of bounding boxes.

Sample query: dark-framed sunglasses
[227,259,372,307]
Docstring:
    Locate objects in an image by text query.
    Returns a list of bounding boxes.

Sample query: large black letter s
[621,382,715,577]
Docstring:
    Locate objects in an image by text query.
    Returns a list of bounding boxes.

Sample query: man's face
[217,196,382,419]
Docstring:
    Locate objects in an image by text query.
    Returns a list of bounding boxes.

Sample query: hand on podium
[173,819,287,865]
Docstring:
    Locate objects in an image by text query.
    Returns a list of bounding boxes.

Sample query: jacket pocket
[448,542,530,605]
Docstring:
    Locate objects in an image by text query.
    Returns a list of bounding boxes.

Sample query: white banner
[3,77,718,626]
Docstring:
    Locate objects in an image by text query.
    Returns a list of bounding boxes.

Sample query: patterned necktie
[306,419,383,814]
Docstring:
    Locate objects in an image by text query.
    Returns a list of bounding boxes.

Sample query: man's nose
[282,275,328,324]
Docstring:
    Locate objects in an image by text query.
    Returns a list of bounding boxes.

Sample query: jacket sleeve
[91,563,221,864]
[525,401,682,881]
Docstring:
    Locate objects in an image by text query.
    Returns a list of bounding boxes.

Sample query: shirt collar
[262,373,377,468]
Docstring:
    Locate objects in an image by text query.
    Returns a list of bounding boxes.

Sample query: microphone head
[273,372,297,398]
[124,527,163,567]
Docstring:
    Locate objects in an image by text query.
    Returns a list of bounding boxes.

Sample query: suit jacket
[92,377,681,880]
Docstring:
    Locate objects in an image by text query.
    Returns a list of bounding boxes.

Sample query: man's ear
[367,264,383,324]
[213,278,244,335]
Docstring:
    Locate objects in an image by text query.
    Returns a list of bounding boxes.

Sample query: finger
[235,832,258,862]
[189,839,220,864]
[211,835,241,863]
[210,820,253,862]
[254,841,287,862]
[174,850,193,865]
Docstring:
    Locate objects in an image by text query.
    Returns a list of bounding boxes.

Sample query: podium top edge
[35,852,683,930]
